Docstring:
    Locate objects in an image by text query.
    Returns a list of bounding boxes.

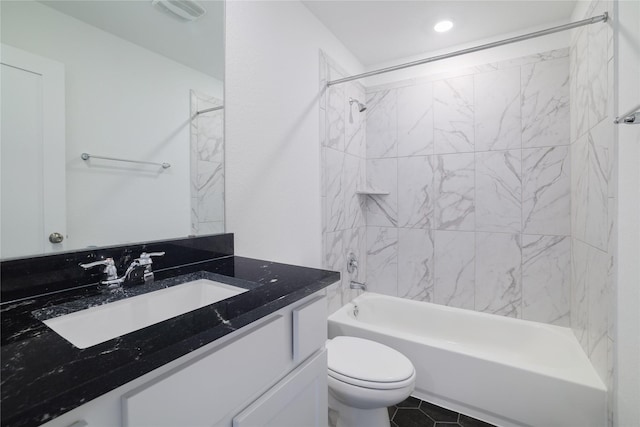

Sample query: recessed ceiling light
[434,20,454,33]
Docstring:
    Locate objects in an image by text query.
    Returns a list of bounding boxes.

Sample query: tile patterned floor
[388,397,497,427]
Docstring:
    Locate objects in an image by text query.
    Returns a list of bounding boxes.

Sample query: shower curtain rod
[195,105,224,116]
[327,12,608,87]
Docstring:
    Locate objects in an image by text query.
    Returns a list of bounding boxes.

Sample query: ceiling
[302,1,577,66]
[41,0,224,80]
[39,0,578,79]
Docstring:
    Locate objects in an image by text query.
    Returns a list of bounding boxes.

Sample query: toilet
[326,336,416,427]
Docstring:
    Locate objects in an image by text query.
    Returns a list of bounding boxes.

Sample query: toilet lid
[326,336,414,385]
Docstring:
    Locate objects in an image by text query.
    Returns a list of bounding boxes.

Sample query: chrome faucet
[349,280,367,291]
[127,252,165,284]
[80,258,119,289]
[80,252,165,289]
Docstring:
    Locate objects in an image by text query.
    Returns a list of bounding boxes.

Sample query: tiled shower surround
[190,91,225,235]
[321,2,616,423]
[570,0,615,422]
[321,49,574,326]
[320,52,368,313]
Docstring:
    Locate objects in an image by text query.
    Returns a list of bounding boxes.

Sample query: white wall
[225,1,363,267]
[615,0,640,424]
[1,1,222,250]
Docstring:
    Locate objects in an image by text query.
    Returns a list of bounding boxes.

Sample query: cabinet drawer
[292,295,326,363]
[122,314,289,427]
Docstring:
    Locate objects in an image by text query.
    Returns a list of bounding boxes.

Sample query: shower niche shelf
[356,188,390,196]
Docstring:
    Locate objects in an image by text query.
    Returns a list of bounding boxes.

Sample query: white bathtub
[328,292,606,427]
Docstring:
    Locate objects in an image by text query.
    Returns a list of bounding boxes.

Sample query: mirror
[0,0,224,259]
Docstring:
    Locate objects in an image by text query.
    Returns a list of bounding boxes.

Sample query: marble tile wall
[320,52,367,313]
[569,0,615,412]
[190,91,224,235]
[320,7,615,422]
[364,49,572,326]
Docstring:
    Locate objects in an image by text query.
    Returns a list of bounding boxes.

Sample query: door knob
[49,232,64,244]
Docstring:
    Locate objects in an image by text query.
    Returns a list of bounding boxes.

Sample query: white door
[1,44,66,258]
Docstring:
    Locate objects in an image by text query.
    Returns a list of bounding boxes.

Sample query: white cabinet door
[232,349,328,427]
[1,44,66,258]
[292,295,327,363]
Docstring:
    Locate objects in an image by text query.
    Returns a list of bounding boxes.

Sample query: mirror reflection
[0,0,225,259]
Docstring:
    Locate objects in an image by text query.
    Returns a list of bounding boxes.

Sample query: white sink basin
[43,279,247,349]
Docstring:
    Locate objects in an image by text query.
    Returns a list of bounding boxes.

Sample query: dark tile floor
[388,397,497,427]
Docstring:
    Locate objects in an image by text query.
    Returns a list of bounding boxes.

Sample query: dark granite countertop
[1,255,339,427]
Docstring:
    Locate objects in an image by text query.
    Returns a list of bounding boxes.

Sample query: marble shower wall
[569,0,615,403]
[190,91,225,235]
[320,52,368,314]
[364,49,572,326]
[320,12,614,421]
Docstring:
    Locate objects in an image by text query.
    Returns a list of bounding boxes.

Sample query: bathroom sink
[43,279,247,349]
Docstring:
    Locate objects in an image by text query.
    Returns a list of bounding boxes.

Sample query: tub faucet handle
[347,253,358,274]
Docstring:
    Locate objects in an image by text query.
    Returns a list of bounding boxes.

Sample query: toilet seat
[328,368,416,390]
[327,336,415,390]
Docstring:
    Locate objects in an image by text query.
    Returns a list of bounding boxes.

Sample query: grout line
[519,63,525,319]
[395,86,400,298]
[471,73,477,313]
[365,142,572,161]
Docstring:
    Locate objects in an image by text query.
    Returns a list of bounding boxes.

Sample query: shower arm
[328,12,608,87]
[349,97,367,112]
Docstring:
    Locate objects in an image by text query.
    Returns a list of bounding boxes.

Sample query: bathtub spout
[350,281,367,291]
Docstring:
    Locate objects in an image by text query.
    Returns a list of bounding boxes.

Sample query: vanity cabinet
[40,294,328,427]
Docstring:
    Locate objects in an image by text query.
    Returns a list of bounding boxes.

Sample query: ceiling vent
[151,0,207,22]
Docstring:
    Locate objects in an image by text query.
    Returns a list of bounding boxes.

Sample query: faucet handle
[132,252,165,284]
[142,251,165,258]
[80,258,118,280]
[80,258,114,269]
[347,253,358,274]
[136,252,165,265]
